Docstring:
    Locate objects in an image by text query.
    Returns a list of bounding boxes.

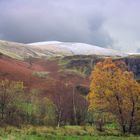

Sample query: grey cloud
[0,0,140,52]
[0,0,113,48]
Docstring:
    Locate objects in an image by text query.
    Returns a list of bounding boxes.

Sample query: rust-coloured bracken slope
[0,55,89,91]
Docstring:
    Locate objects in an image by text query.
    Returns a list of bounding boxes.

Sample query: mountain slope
[0,40,40,60]
[0,39,140,94]
[0,40,127,59]
[29,41,126,57]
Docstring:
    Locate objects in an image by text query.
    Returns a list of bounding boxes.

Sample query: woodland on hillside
[0,58,140,139]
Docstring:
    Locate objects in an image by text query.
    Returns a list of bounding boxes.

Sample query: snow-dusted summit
[0,40,127,60]
[29,41,126,57]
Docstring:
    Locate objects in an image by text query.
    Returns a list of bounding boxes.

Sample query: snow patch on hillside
[29,41,61,46]
[28,41,127,57]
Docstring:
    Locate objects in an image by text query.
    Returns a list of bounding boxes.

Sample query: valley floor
[0,126,140,140]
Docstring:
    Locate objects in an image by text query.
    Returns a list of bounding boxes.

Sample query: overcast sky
[0,0,140,52]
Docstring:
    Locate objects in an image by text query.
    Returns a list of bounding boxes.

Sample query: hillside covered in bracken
[0,54,89,89]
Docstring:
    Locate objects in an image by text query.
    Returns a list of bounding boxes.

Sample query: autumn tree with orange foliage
[88,58,140,134]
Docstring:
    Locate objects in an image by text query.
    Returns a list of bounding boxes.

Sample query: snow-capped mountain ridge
[29,41,127,57]
[0,40,128,60]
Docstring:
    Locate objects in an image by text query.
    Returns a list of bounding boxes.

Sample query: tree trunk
[122,124,126,134]
[115,94,126,134]
[1,108,4,119]
[57,110,61,127]
[1,104,4,120]
[72,86,77,125]
[129,99,135,133]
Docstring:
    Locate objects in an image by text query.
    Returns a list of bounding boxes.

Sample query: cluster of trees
[1,58,140,135]
[88,58,140,134]
[0,80,24,125]
[0,79,88,127]
[47,81,88,127]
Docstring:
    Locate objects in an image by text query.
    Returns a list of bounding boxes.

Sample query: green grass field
[2,135,140,140]
[0,126,140,140]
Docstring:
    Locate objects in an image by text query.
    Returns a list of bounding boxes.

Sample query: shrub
[32,71,50,79]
